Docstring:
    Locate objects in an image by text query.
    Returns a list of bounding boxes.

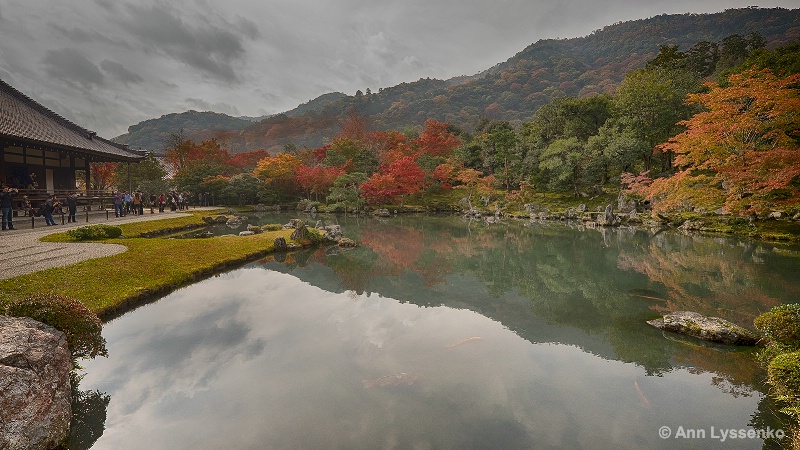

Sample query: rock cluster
[0,316,72,450]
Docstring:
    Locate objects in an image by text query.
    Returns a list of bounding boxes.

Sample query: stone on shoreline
[0,316,72,450]
[647,311,759,345]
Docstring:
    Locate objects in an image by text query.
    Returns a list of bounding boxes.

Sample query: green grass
[0,215,313,319]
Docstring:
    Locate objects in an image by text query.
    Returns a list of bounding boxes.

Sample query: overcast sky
[0,0,797,138]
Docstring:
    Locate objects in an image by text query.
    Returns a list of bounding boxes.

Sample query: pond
[76,214,800,449]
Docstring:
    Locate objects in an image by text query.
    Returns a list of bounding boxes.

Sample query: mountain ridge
[114,7,800,153]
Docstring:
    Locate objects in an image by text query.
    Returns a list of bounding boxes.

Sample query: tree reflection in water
[257,213,798,441]
[68,377,110,450]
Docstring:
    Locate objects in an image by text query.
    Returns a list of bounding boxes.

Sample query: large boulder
[320,225,343,243]
[596,204,619,226]
[290,220,308,240]
[0,315,72,450]
[647,311,759,345]
[273,237,288,251]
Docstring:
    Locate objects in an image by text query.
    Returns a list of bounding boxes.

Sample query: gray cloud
[115,2,255,83]
[42,48,105,88]
[1,0,797,140]
[100,60,144,84]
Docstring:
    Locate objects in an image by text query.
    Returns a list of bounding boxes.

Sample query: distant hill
[114,110,253,152]
[116,7,800,153]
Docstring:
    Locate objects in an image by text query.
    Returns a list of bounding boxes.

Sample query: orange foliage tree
[415,119,461,158]
[253,152,302,198]
[227,150,271,172]
[648,69,800,215]
[89,162,120,190]
[360,156,425,205]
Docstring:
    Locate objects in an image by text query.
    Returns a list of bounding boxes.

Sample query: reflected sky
[81,267,767,449]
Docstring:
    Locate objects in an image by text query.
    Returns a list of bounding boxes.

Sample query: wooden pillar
[84,158,90,190]
[0,140,5,185]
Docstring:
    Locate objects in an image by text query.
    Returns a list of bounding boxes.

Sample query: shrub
[3,293,108,361]
[66,224,122,241]
[755,304,800,346]
[769,352,800,401]
[260,224,283,232]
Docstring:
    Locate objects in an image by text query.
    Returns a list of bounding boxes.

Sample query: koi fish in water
[362,372,423,389]
[445,336,483,349]
[634,380,653,409]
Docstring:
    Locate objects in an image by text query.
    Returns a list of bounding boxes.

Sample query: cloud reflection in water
[81,267,763,449]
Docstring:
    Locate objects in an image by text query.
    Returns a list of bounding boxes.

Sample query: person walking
[1,185,18,230]
[158,193,165,213]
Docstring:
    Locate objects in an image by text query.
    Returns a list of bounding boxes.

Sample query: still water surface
[79,214,800,449]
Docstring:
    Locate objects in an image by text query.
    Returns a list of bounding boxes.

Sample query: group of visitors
[114,190,192,217]
[37,193,78,226]
[1,185,80,228]
[2,186,198,229]
[112,191,146,217]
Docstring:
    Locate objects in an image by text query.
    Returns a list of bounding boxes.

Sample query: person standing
[114,191,124,217]
[123,191,132,216]
[43,195,57,226]
[158,193,165,213]
[132,191,142,215]
[1,185,18,230]
[65,192,78,223]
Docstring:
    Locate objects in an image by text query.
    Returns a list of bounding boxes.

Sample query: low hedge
[66,224,122,241]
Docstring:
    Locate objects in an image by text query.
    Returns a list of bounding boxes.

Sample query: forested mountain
[115,7,800,153]
[114,110,253,152]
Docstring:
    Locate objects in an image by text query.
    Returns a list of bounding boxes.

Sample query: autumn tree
[162,131,193,174]
[295,164,346,201]
[171,139,233,194]
[227,149,271,172]
[89,162,120,190]
[453,167,494,211]
[647,69,800,215]
[253,152,302,200]
[360,156,425,205]
[415,119,461,158]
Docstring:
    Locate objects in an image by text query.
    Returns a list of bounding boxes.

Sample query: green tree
[327,172,368,213]
[612,67,702,172]
[113,152,167,195]
[222,173,266,205]
[475,121,519,190]
[538,137,602,194]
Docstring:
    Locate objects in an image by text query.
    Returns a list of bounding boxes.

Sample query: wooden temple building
[0,78,144,205]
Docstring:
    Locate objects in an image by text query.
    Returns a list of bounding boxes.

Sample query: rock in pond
[0,315,72,450]
[647,311,759,345]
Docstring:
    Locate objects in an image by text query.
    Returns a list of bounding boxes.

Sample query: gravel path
[0,208,217,280]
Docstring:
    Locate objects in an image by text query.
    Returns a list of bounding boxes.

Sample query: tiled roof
[0,78,143,161]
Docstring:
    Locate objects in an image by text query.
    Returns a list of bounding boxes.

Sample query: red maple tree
[360,156,425,205]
